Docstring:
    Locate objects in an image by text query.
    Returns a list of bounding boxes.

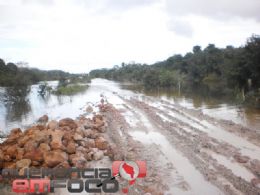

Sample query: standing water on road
[0,78,260,194]
[0,79,259,133]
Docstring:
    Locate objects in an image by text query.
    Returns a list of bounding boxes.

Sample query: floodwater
[122,84,260,131]
[1,79,259,194]
[0,79,259,133]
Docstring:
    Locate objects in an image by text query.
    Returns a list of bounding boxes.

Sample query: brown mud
[1,87,260,195]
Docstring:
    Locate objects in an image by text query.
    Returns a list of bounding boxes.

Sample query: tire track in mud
[142,97,260,179]
[119,96,260,195]
[103,105,169,195]
[109,97,225,194]
[155,97,260,147]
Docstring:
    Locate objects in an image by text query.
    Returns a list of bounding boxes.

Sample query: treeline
[90,35,260,105]
[0,59,89,87]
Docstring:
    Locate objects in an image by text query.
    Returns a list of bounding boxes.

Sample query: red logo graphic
[112,161,146,193]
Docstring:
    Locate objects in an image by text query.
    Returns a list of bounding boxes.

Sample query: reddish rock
[73,133,83,141]
[67,141,76,154]
[16,159,31,169]
[59,118,77,129]
[44,151,68,168]
[32,130,48,143]
[61,126,71,131]
[233,154,249,163]
[69,152,87,168]
[0,150,4,160]
[95,137,108,150]
[24,140,38,153]
[17,136,31,147]
[24,149,44,162]
[55,161,71,169]
[93,116,104,130]
[15,148,25,160]
[4,155,11,162]
[83,129,93,138]
[84,139,95,148]
[32,161,41,166]
[39,143,50,152]
[50,130,64,150]
[5,128,22,143]
[4,162,16,169]
[47,120,59,130]
[63,132,74,141]
[5,144,17,158]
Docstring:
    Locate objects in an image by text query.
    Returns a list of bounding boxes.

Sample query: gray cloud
[73,0,157,13]
[165,0,260,21]
[22,0,54,6]
[168,19,193,37]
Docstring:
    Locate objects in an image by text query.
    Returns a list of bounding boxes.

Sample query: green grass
[53,84,88,95]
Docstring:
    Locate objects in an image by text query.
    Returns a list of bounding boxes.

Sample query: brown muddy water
[1,79,260,194]
[121,84,260,131]
[0,79,259,133]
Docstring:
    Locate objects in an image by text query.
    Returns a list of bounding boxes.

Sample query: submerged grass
[53,84,88,95]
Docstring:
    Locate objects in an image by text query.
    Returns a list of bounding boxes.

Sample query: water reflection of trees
[4,86,31,122]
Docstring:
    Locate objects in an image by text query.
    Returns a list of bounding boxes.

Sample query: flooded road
[0,79,259,133]
[1,79,260,194]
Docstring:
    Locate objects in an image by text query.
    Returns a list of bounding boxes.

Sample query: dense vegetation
[90,35,260,107]
[0,59,89,87]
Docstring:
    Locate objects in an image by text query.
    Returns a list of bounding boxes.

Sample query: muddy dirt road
[90,79,260,195]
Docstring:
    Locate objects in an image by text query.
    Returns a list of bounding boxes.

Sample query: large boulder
[39,143,50,152]
[17,136,31,147]
[66,141,76,154]
[24,140,38,153]
[24,149,44,162]
[32,130,49,143]
[5,128,22,143]
[44,151,68,168]
[50,130,65,150]
[59,118,77,129]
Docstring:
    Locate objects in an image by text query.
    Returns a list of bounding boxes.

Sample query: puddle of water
[200,121,260,160]
[148,101,206,130]
[156,102,260,161]
[129,131,223,195]
[211,153,255,182]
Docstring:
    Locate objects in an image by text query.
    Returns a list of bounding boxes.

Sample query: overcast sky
[0,0,260,73]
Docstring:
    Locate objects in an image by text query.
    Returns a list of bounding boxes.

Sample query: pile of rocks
[0,113,115,173]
